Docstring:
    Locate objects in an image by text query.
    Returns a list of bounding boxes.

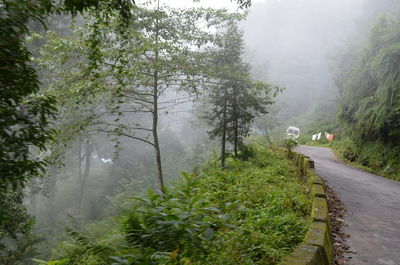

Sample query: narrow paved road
[296,146,400,265]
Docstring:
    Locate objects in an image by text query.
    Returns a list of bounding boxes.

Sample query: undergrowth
[43,141,312,265]
[331,139,400,181]
[195,144,311,264]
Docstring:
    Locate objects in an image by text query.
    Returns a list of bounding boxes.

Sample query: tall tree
[0,1,133,262]
[35,4,241,191]
[200,23,280,166]
[101,5,241,190]
[0,0,132,187]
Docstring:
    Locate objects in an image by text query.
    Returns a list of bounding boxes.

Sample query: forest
[1,0,400,265]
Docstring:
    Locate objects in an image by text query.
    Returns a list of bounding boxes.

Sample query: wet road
[296,146,400,265]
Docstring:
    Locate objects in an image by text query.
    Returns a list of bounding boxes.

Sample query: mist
[2,0,400,263]
[27,0,398,258]
[243,0,366,134]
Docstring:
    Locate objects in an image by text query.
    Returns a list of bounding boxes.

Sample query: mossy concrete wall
[279,152,332,265]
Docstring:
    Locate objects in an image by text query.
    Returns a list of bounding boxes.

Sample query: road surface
[296,145,400,265]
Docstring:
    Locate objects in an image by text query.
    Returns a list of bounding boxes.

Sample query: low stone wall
[279,152,332,265]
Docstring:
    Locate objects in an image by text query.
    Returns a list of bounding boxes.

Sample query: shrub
[119,173,225,264]
[47,140,312,265]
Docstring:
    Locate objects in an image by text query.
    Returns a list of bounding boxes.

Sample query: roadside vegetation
[5,0,400,264]
[288,3,400,182]
[330,12,400,181]
[331,140,400,181]
[0,1,313,264]
[39,140,311,265]
[297,135,400,181]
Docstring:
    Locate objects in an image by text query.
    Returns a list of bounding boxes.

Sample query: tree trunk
[77,139,83,221]
[152,74,164,192]
[45,166,58,231]
[234,117,238,157]
[221,87,228,168]
[77,137,92,226]
[233,84,238,157]
[28,180,37,216]
[152,0,165,193]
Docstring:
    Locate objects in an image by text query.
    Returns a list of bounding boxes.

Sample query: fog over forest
[25,0,400,258]
[2,0,400,264]
[243,0,364,132]
[243,0,399,135]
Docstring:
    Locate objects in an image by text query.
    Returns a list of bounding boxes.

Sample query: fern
[335,14,400,144]
[65,227,116,263]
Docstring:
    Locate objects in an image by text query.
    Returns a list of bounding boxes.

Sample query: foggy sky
[166,0,265,10]
[242,0,366,125]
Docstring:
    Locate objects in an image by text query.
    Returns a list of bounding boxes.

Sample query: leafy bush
[283,138,298,159]
[119,173,225,264]
[238,144,256,161]
[48,141,311,264]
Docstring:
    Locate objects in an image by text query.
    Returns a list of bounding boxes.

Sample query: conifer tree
[200,23,280,167]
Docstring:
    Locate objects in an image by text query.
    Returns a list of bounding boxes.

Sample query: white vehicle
[286,126,300,140]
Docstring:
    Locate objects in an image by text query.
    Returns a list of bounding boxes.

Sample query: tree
[36,3,241,191]
[1,0,133,262]
[0,0,132,186]
[0,0,253,189]
[229,74,278,156]
[1,1,55,188]
[98,4,242,190]
[200,23,280,167]
[1,0,253,262]
[0,186,36,265]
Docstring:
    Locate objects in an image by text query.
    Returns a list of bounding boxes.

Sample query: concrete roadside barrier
[279,152,332,265]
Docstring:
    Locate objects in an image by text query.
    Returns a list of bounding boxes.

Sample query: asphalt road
[295,145,400,265]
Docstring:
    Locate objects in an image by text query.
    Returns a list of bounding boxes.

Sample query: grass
[48,139,312,265]
[330,139,400,182]
[195,140,312,264]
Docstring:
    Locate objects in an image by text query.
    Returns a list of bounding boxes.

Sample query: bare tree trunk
[77,138,83,221]
[77,137,93,226]
[152,0,165,193]
[153,72,164,192]
[234,117,238,157]
[28,180,38,216]
[233,86,238,157]
[45,166,58,231]
[221,87,228,168]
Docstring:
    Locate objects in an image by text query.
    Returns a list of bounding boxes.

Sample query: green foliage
[1,1,131,263]
[0,0,56,188]
[282,138,297,159]
[32,258,69,265]
[200,22,281,163]
[1,0,255,264]
[332,139,400,181]
[46,141,310,265]
[0,185,36,265]
[48,220,124,265]
[332,12,400,180]
[119,173,224,264]
[0,0,134,189]
[196,142,311,264]
[237,144,256,161]
[334,15,400,146]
